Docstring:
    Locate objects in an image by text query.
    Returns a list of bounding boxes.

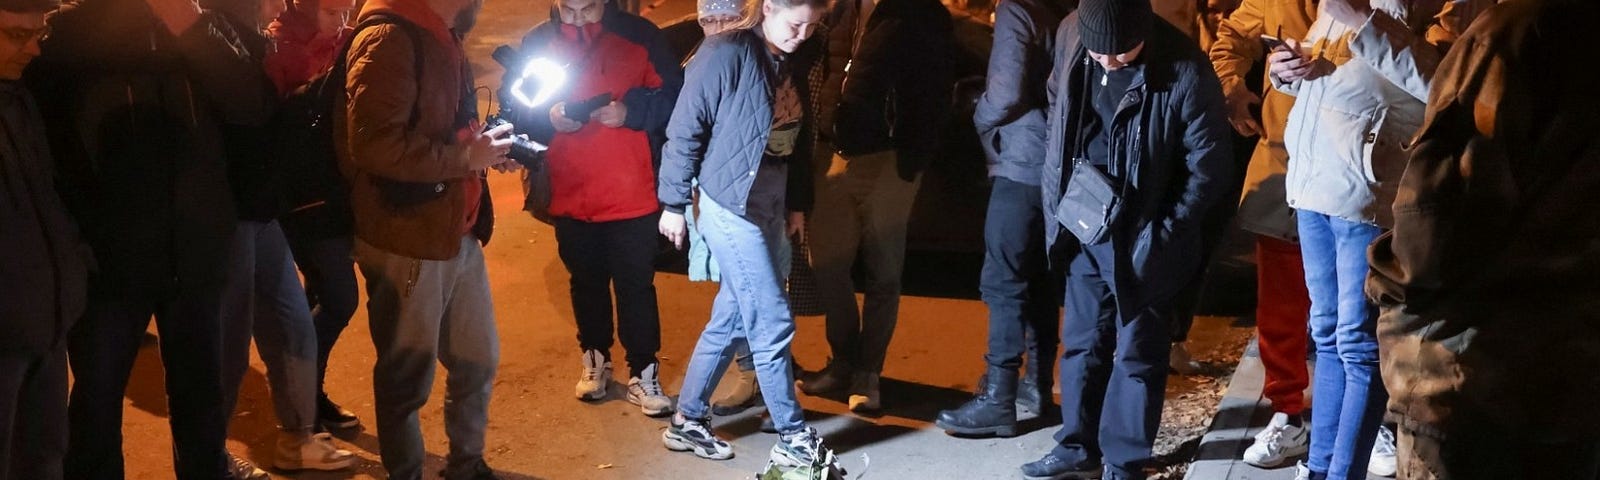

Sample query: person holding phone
[506,0,683,417]
[1264,0,1489,478]
[1207,0,1317,470]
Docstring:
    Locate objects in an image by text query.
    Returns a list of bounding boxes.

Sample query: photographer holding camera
[335,0,518,475]
[502,0,682,418]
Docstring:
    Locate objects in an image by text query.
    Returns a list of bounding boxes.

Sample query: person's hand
[659,211,688,250]
[1224,86,1263,137]
[1268,38,1314,84]
[549,103,583,133]
[1323,0,1374,27]
[786,211,805,239]
[591,101,627,128]
[144,0,202,36]
[468,122,515,170]
[490,160,523,174]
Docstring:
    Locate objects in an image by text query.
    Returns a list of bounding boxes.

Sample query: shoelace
[1261,424,1288,449]
[637,375,664,396]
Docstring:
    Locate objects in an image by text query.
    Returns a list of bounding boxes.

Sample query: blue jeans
[676,164,805,434]
[221,220,320,433]
[356,236,499,480]
[1298,211,1386,479]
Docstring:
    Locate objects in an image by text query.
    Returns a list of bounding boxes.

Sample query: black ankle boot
[1018,341,1057,415]
[935,365,1019,437]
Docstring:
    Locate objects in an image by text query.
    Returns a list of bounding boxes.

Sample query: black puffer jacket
[818,0,955,181]
[26,0,272,298]
[1041,15,1233,310]
[659,28,820,216]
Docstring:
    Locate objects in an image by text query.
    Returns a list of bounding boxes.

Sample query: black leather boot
[1017,342,1057,415]
[935,365,1019,437]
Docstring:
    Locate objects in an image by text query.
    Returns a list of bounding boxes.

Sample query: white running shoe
[663,414,734,460]
[576,350,611,401]
[1243,412,1309,468]
[628,363,674,417]
[273,431,355,471]
[1369,425,1398,477]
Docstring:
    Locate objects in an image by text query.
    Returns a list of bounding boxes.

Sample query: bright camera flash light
[510,57,567,108]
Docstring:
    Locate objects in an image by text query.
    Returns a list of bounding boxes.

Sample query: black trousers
[66,283,231,480]
[0,348,68,480]
[979,178,1059,378]
[283,230,361,400]
[1052,243,1172,479]
[554,213,662,377]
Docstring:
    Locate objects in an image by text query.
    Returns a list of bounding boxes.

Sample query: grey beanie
[1077,0,1151,55]
[698,0,741,18]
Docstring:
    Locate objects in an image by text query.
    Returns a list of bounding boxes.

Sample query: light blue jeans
[1298,211,1386,480]
[675,163,805,434]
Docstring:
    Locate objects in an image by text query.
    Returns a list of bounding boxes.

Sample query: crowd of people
[0,0,1593,477]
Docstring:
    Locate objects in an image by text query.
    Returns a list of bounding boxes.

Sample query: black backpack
[275,14,424,239]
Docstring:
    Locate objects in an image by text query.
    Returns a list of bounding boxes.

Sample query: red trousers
[1256,235,1311,415]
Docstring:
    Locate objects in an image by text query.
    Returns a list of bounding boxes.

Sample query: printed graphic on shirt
[767,74,803,157]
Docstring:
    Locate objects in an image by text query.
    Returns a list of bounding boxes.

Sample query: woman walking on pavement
[655,0,841,469]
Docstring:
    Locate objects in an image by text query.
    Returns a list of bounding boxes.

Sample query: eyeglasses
[1,25,47,45]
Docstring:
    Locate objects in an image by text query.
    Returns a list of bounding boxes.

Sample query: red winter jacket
[509,5,683,223]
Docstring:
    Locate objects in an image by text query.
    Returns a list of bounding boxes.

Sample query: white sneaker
[628,363,674,417]
[1293,461,1313,480]
[663,414,734,460]
[576,350,611,401]
[273,431,356,471]
[1243,412,1309,468]
[771,427,841,472]
[1369,425,1398,477]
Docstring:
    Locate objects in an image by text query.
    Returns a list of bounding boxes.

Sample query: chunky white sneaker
[847,372,881,413]
[628,363,674,417]
[273,432,355,471]
[1369,425,1398,477]
[1243,412,1309,468]
[576,350,611,401]
[663,414,734,460]
[771,427,845,476]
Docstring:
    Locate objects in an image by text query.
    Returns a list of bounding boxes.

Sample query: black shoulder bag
[1056,56,1126,246]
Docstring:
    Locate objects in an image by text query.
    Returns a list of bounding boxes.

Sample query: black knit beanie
[1077,0,1151,55]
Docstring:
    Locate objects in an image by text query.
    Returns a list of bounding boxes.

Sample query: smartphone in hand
[1260,34,1293,54]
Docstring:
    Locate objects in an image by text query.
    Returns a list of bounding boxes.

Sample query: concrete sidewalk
[1185,339,1387,480]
